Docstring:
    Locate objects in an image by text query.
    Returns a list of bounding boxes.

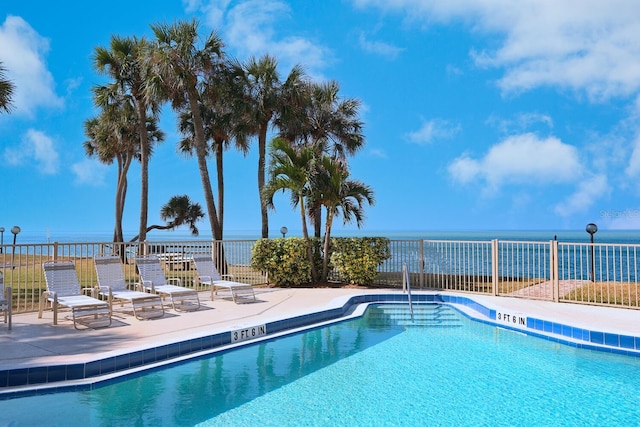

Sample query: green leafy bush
[330,237,391,285]
[250,238,315,286]
[251,237,391,287]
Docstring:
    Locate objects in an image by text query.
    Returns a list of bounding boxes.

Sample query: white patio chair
[40,261,112,329]
[192,254,256,303]
[94,254,164,320]
[0,272,12,330]
[134,255,200,311]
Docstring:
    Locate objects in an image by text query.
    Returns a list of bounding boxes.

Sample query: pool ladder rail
[402,263,414,322]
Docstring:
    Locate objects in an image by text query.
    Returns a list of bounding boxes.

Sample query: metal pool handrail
[402,263,414,321]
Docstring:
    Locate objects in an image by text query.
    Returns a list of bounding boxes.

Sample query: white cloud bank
[194,0,331,77]
[0,15,63,117]
[350,0,640,100]
[448,133,582,190]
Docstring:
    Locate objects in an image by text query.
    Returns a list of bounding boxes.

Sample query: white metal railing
[402,263,414,321]
[2,238,640,313]
[0,240,265,313]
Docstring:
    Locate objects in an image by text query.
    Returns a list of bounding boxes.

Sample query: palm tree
[84,87,164,244]
[147,19,225,240]
[177,60,251,238]
[243,54,306,238]
[93,35,161,244]
[313,156,374,281]
[129,195,205,242]
[0,61,15,114]
[278,80,365,237]
[262,137,318,280]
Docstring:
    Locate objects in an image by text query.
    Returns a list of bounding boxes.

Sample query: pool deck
[1,288,640,392]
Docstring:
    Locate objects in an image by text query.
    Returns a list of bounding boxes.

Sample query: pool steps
[366,304,462,327]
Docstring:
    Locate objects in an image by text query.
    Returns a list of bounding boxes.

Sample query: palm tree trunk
[258,122,269,238]
[136,99,150,246]
[215,138,224,239]
[299,196,317,282]
[114,159,125,243]
[321,210,334,282]
[188,92,222,240]
[314,209,322,238]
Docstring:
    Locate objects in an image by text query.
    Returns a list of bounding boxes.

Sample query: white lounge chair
[135,255,200,311]
[94,254,164,320]
[192,254,256,303]
[40,261,112,329]
[0,272,12,330]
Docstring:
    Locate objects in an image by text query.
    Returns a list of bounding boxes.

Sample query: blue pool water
[2,304,640,426]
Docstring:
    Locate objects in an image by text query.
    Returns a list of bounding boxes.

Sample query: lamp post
[586,223,598,282]
[280,226,288,238]
[10,226,20,246]
[0,227,4,254]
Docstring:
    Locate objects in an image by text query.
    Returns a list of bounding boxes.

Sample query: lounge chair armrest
[221,274,236,281]
[168,277,182,286]
[141,279,156,293]
[199,275,212,283]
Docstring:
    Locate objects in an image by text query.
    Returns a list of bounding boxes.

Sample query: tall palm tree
[93,35,161,244]
[147,19,225,240]
[84,87,164,244]
[313,156,374,281]
[177,60,251,238]
[243,54,306,238]
[84,103,137,244]
[128,195,205,242]
[278,80,365,237]
[0,61,15,114]
[262,137,318,280]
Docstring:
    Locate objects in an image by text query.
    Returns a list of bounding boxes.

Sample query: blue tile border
[1,292,639,398]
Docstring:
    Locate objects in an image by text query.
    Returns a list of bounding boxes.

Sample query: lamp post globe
[585,223,598,242]
[280,226,288,238]
[10,226,20,245]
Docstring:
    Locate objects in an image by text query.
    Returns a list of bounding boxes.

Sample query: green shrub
[250,238,315,286]
[330,237,391,285]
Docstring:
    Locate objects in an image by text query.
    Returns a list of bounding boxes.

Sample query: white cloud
[487,112,553,134]
[406,119,459,145]
[196,0,331,77]
[350,0,640,100]
[71,159,108,186]
[448,133,582,191]
[554,174,609,217]
[3,129,59,174]
[0,15,63,117]
[625,133,640,178]
[357,32,403,60]
[368,148,387,158]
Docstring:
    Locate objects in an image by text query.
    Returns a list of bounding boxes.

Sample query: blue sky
[2,0,640,240]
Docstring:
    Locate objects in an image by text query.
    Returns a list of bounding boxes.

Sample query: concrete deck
[1,288,639,391]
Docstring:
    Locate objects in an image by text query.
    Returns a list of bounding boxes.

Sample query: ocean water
[9,229,640,245]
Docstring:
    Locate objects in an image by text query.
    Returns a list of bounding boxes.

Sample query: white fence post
[491,239,499,296]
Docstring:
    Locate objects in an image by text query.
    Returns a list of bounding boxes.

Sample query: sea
[8,228,640,245]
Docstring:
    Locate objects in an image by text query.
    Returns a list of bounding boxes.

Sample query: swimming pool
[2,303,639,426]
